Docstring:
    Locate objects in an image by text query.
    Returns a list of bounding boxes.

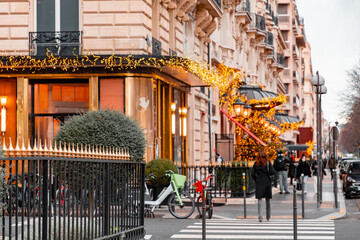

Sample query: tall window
[36,0,79,31]
[278,4,288,14]
[100,78,125,112]
[29,80,89,141]
[172,89,186,166]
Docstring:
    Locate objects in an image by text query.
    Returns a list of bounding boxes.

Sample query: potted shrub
[145,159,177,204]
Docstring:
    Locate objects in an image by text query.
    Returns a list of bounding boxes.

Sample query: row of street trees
[339,61,360,154]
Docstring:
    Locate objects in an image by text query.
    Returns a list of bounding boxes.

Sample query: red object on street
[220,109,267,147]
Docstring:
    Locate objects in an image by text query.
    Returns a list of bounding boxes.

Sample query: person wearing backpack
[273,150,290,194]
[251,150,276,222]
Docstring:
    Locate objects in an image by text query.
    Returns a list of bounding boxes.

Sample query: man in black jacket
[273,151,290,194]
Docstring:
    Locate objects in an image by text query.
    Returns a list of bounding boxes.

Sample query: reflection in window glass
[30,82,89,140]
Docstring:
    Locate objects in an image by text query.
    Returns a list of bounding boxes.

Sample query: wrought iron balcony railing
[264,32,273,46]
[273,16,279,26]
[29,31,82,57]
[277,53,284,65]
[249,13,266,31]
[236,0,250,13]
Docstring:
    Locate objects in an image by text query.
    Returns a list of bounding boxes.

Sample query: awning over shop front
[274,112,301,124]
[237,85,278,100]
[286,144,309,151]
[159,65,209,87]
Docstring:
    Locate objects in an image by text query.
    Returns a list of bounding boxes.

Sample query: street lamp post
[311,71,326,208]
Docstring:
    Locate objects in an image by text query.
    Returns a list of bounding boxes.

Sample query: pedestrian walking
[296,154,311,194]
[311,158,324,194]
[251,150,275,222]
[273,150,290,194]
[328,153,337,180]
[288,153,296,185]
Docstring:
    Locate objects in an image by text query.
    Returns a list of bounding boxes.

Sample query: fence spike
[20,139,27,156]
[90,145,95,158]
[14,138,21,156]
[58,141,63,157]
[32,138,38,156]
[38,139,44,156]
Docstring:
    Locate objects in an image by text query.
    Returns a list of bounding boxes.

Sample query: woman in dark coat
[288,153,296,184]
[251,150,275,222]
[296,154,312,193]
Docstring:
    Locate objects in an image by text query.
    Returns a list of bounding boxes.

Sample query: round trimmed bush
[55,109,146,161]
[145,159,177,186]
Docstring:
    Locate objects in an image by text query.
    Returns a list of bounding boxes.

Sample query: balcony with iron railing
[264,31,274,46]
[293,44,299,59]
[198,0,222,18]
[247,13,267,41]
[277,53,284,65]
[235,0,252,26]
[29,31,82,57]
[248,13,266,31]
[296,18,306,47]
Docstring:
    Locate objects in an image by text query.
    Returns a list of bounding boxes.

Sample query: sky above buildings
[296,0,360,125]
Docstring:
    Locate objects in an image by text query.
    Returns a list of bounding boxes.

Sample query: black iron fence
[177,164,256,200]
[1,156,145,240]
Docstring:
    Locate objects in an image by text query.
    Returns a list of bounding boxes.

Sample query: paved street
[145,170,360,240]
[169,219,335,239]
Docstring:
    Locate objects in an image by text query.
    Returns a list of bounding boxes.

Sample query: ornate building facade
[0,0,316,164]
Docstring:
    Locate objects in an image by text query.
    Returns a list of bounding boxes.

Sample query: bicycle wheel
[168,192,195,219]
[196,192,213,219]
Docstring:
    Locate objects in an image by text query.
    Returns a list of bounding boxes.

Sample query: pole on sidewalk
[202,186,206,240]
[243,172,247,219]
[293,180,297,240]
[301,174,304,219]
[333,169,338,208]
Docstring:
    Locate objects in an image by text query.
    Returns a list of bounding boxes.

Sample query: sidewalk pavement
[151,168,346,220]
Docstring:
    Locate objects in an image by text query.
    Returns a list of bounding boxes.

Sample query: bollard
[301,174,304,219]
[202,186,206,240]
[293,181,297,240]
[243,172,247,219]
[333,169,338,208]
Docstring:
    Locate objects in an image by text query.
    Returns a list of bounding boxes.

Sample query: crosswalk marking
[170,219,335,240]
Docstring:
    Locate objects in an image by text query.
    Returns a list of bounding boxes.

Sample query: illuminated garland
[0,52,244,96]
[280,121,304,132]
[248,94,287,109]
[306,140,314,156]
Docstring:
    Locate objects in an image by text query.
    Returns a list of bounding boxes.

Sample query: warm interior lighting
[171,102,176,135]
[0,97,6,134]
[171,102,176,112]
[0,97,6,107]
[172,113,176,134]
[182,107,187,137]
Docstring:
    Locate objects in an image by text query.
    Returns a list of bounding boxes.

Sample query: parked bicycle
[193,173,214,219]
[144,170,195,219]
